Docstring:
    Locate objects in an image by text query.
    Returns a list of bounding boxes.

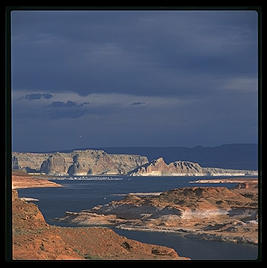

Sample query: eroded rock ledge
[57,183,258,245]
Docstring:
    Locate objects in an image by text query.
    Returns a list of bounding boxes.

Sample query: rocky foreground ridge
[57,182,258,245]
[12,175,188,260]
[12,149,257,177]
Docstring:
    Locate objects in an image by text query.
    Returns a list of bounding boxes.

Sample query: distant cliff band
[12,149,258,177]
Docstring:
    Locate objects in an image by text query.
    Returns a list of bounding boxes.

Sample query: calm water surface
[17,176,258,260]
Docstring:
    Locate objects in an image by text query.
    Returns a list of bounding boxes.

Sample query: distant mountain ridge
[97,144,258,170]
[27,144,257,170]
[128,157,257,177]
[12,144,258,176]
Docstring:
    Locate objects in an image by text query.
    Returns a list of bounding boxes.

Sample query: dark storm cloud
[24,93,53,100]
[14,95,129,120]
[43,93,53,99]
[11,10,258,151]
[24,93,43,100]
[46,101,89,119]
[131,102,146,106]
[49,101,77,108]
[11,10,257,97]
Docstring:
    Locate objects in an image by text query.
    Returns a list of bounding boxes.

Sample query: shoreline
[12,171,62,189]
[112,192,162,197]
[190,177,258,184]
[13,169,258,179]
[56,219,258,246]
[57,218,258,246]
[113,224,258,246]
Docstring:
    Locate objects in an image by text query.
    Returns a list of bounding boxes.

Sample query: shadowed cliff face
[40,154,67,175]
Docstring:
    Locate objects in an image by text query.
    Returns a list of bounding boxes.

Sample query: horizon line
[12,143,258,153]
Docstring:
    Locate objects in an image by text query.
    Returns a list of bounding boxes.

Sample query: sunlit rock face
[128,157,258,176]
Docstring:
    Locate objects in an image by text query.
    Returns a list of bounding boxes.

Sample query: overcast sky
[11,10,258,152]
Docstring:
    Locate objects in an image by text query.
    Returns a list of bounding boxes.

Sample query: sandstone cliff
[128,157,258,176]
[12,151,257,177]
[13,149,148,176]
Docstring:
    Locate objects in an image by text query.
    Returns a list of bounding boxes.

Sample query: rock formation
[12,152,51,171]
[129,158,204,176]
[13,149,149,176]
[57,183,258,245]
[12,150,257,177]
[128,157,258,176]
[40,154,68,175]
[12,156,20,169]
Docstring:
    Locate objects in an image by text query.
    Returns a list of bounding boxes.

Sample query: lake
[17,175,258,260]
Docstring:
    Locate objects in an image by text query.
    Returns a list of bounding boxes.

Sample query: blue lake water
[17,176,258,260]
